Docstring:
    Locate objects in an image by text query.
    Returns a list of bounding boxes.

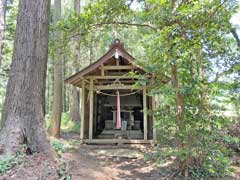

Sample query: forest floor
[1,133,240,180]
[59,133,178,180]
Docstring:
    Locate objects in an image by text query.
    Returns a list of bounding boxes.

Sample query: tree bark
[171,64,184,130]
[89,34,94,64]
[70,86,80,121]
[49,0,62,138]
[63,55,67,112]
[0,0,53,158]
[70,0,80,122]
[231,28,240,48]
[171,64,186,174]
[0,0,6,66]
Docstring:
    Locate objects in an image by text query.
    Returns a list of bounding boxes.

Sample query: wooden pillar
[143,87,147,141]
[152,96,157,144]
[80,81,85,143]
[89,78,94,140]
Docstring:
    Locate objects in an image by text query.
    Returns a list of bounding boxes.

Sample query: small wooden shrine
[65,39,157,144]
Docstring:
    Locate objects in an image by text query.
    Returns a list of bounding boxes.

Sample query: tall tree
[69,0,80,122]
[0,0,5,66]
[0,0,52,157]
[49,0,63,138]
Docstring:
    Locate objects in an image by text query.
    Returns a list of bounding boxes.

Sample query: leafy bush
[221,134,240,152]
[153,90,234,178]
[189,148,229,179]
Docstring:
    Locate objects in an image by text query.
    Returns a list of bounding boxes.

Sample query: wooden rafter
[99,65,137,70]
[95,84,141,90]
[85,75,136,80]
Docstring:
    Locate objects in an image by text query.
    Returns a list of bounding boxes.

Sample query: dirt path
[62,144,166,180]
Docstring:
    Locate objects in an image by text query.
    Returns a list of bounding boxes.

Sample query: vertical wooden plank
[93,93,98,133]
[143,88,147,141]
[80,81,85,143]
[89,78,94,140]
[100,65,104,76]
[152,96,157,144]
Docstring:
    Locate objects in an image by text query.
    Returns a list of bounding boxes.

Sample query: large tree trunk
[0,0,6,66]
[49,0,62,138]
[0,0,52,158]
[70,0,80,122]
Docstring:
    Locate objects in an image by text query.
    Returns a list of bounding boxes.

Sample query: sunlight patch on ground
[90,148,144,159]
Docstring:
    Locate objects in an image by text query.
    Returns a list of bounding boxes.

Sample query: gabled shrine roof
[65,39,141,85]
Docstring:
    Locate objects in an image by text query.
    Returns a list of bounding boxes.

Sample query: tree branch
[93,21,157,30]
[231,28,240,48]
[65,21,157,40]
[213,62,240,82]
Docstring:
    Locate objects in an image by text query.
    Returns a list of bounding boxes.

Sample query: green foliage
[0,152,26,175]
[51,140,67,153]
[221,134,240,146]
[46,113,80,133]
[189,149,229,179]
[60,113,80,133]
[0,0,18,118]
[138,0,240,178]
[50,137,77,154]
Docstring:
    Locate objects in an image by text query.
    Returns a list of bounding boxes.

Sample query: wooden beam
[100,64,104,76]
[95,84,141,90]
[95,80,137,85]
[143,88,147,141]
[75,81,90,90]
[89,78,94,140]
[80,81,85,143]
[100,65,137,70]
[85,75,152,80]
[152,96,157,145]
[84,139,152,144]
[86,75,132,80]
[72,77,90,86]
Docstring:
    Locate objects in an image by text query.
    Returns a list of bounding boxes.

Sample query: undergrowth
[0,151,26,175]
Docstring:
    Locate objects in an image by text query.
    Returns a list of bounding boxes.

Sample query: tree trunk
[63,55,67,112]
[49,0,62,138]
[89,34,94,64]
[46,66,50,114]
[171,64,186,174]
[0,0,6,66]
[0,0,53,158]
[70,86,80,121]
[171,64,184,130]
[69,0,80,122]
[74,0,80,14]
